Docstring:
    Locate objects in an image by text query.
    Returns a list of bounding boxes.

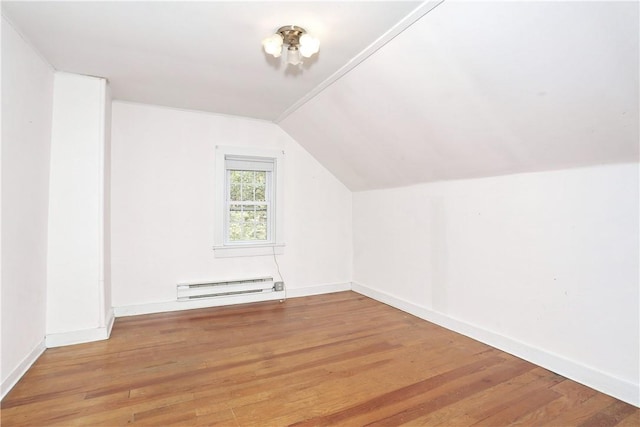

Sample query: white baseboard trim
[352,281,639,407]
[46,309,115,348]
[114,282,353,318]
[1,339,46,400]
[105,308,115,337]
[114,290,287,317]
[284,282,352,298]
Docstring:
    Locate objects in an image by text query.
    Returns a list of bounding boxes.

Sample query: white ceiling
[1,1,420,121]
[3,1,638,191]
[281,1,639,190]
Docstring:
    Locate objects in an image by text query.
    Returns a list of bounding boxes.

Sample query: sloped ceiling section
[279,1,639,191]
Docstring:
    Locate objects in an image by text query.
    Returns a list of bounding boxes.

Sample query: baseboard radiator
[177,277,278,302]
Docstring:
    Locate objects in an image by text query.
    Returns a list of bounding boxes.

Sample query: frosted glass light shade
[262,34,283,57]
[299,34,320,58]
[287,48,303,65]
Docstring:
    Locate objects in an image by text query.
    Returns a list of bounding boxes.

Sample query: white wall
[353,163,639,405]
[103,83,112,320]
[1,17,54,396]
[111,102,352,309]
[46,72,112,345]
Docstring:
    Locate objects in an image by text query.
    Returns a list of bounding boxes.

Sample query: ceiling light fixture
[262,25,320,66]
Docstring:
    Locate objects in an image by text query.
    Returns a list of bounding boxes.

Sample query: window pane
[256,206,267,222]
[241,225,255,240]
[243,208,255,223]
[256,223,267,240]
[229,204,243,222]
[255,171,266,185]
[241,171,254,184]
[230,184,241,201]
[241,185,255,202]
[229,222,242,241]
[255,185,265,201]
[230,171,242,184]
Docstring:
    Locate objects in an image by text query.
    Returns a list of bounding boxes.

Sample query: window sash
[225,156,274,172]
[224,165,274,245]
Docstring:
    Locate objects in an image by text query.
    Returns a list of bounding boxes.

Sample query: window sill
[212,243,285,258]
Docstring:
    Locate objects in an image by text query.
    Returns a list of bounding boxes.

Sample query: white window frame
[213,146,284,258]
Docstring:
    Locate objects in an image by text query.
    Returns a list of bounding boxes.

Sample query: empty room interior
[1,0,639,425]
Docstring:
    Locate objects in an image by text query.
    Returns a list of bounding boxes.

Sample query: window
[225,157,272,244]
[214,146,284,257]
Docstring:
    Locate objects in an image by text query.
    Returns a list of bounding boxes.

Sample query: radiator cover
[177,277,275,301]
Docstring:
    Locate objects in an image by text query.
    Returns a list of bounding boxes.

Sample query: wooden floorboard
[2,291,638,426]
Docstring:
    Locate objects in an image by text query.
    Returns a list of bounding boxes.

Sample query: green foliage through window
[227,170,269,242]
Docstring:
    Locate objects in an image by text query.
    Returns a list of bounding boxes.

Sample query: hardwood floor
[2,291,638,426]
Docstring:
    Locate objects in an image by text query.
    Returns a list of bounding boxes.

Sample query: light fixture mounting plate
[277,25,307,48]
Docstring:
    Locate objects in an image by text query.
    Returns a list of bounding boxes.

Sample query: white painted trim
[352,282,640,408]
[284,282,352,298]
[114,290,286,317]
[114,282,353,318]
[1,340,46,400]
[275,0,445,123]
[45,316,113,348]
[105,308,115,337]
[97,77,107,330]
[213,243,284,258]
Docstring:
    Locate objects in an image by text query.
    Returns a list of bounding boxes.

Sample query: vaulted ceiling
[3,1,638,191]
[280,1,639,190]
